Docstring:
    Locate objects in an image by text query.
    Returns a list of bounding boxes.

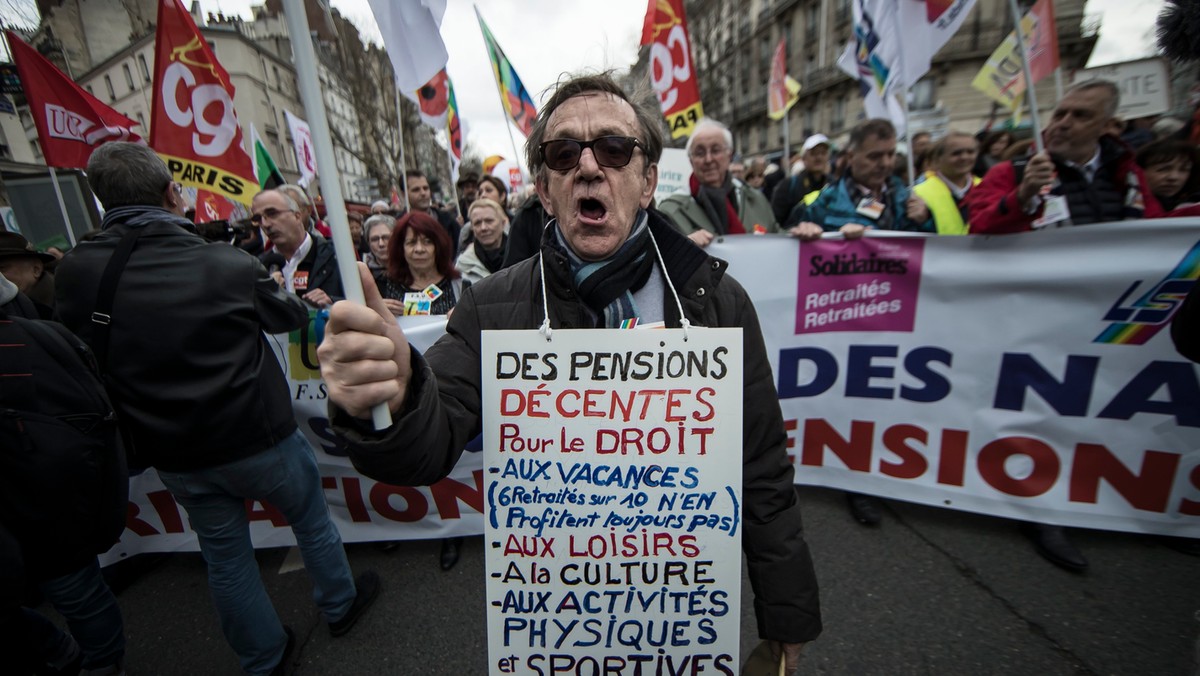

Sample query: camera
[195,219,252,244]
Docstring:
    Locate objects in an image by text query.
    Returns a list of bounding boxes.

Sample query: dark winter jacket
[55,206,308,472]
[967,136,1163,233]
[331,211,822,643]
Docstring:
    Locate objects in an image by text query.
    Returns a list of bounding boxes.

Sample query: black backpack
[0,310,128,580]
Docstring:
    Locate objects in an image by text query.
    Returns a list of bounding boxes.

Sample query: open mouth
[579,198,607,224]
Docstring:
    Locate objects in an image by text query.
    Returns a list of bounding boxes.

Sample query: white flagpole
[395,89,411,211]
[281,0,391,430]
[782,111,790,171]
[48,167,77,246]
[899,90,917,187]
[445,144,462,222]
[1053,66,1064,100]
[1008,0,1046,154]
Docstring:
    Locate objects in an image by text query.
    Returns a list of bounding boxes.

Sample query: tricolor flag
[150,0,256,205]
[5,30,141,169]
[475,8,537,137]
[249,123,285,190]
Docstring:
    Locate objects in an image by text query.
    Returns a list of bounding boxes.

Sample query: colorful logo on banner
[1095,241,1200,345]
[795,238,925,334]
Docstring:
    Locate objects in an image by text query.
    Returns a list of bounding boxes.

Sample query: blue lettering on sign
[777,345,952,402]
[993,353,1200,428]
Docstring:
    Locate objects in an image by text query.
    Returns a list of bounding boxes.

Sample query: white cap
[801,133,831,154]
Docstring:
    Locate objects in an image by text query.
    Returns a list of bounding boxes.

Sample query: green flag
[249,123,285,189]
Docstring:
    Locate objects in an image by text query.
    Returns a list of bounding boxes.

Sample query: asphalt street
[48,487,1199,675]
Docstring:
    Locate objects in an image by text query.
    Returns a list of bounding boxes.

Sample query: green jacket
[659,178,779,236]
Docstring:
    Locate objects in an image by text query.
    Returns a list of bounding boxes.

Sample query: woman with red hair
[376,211,468,317]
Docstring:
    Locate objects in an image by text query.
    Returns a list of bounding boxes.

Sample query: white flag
[367,0,448,92]
[837,40,906,136]
[284,110,317,188]
[894,0,978,88]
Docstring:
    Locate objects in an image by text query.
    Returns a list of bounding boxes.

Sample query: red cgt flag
[5,30,142,169]
[640,0,704,139]
[150,0,256,206]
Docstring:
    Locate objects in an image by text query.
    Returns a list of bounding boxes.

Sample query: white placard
[1072,58,1171,120]
[482,328,743,676]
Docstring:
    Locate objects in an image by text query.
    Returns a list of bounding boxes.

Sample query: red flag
[4,31,141,169]
[150,0,257,206]
[640,0,704,139]
[1025,0,1061,85]
[194,190,235,223]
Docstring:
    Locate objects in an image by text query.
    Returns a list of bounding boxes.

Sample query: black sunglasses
[539,136,645,171]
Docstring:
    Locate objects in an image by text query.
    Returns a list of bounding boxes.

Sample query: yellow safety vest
[912,172,981,235]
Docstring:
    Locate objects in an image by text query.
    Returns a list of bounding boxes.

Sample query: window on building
[806,3,819,38]
[136,112,145,130]
[123,64,134,89]
[804,107,816,135]
[836,0,851,22]
[104,75,115,101]
[832,95,846,131]
[909,78,936,111]
[138,54,150,82]
[86,85,94,96]
[273,66,281,90]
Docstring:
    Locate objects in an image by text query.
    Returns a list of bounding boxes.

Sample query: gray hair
[1065,79,1121,118]
[526,71,664,181]
[370,200,390,211]
[363,214,396,235]
[254,188,301,212]
[685,118,734,155]
[277,184,312,213]
[86,142,173,209]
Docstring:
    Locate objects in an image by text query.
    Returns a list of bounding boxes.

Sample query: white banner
[284,109,317,188]
[710,221,1200,538]
[102,317,482,562]
[481,329,744,674]
[102,221,1200,564]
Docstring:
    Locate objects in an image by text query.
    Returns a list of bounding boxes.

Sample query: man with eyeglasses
[251,188,343,308]
[55,142,380,675]
[318,72,821,674]
[658,118,779,248]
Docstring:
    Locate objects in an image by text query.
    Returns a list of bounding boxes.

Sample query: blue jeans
[158,429,355,675]
[38,559,125,670]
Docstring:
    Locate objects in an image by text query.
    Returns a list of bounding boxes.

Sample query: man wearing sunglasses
[251,188,343,308]
[658,118,779,248]
[319,72,822,674]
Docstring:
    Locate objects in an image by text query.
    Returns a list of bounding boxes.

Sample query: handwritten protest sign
[482,329,743,675]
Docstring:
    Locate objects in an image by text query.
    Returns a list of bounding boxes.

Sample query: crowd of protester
[3,73,1200,675]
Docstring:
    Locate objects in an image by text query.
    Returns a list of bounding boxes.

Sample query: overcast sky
[8,0,1171,163]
